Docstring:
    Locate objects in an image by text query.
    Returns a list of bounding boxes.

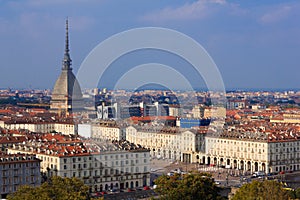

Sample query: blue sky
[0,0,299,90]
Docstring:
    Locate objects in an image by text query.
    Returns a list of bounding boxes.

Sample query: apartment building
[0,153,41,198]
[7,134,150,192]
[126,125,206,163]
[91,120,125,141]
[0,135,27,153]
[203,130,300,174]
[270,113,300,123]
[0,119,77,135]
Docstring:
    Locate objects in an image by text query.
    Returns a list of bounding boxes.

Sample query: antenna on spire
[65,17,69,54]
[62,17,72,70]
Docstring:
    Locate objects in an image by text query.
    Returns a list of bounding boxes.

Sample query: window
[64,165,67,170]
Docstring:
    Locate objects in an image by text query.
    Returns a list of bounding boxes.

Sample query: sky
[0,0,300,91]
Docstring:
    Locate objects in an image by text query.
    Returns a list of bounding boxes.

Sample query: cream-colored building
[0,120,77,135]
[203,107,226,119]
[203,131,300,174]
[91,120,125,141]
[126,125,206,163]
[7,138,150,192]
[169,105,182,117]
[270,113,300,123]
[192,105,203,118]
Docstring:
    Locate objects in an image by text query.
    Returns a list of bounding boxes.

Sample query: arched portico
[254,162,258,172]
[240,160,244,170]
[262,163,266,172]
[233,160,237,169]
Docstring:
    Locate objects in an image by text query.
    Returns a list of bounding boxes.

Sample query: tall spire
[62,18,72,70]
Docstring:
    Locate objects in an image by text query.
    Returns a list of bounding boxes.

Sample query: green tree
[232,180,289,200]
[7,176,89,200]
[295,187,300,198]
[154,172,224,200]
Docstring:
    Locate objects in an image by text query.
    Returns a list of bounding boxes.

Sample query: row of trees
[9,172,300,199]
[232,180,292,200]
[154,172,300,200]
[7,176,92,200]
[154,172,225,200]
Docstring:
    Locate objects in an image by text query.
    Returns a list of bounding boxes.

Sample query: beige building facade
[7,140,150,192]
[0,121,77,135]
[126,126,206,163]
[91,121,125,141]
[203,132,300,174]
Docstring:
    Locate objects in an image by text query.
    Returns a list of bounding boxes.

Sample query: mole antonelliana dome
[50,19,82,115]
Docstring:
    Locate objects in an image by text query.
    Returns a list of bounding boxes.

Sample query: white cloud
[260,5,292,24]
[141,0,227,22]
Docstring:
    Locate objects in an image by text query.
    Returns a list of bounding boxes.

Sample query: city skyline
[1,0,300,90]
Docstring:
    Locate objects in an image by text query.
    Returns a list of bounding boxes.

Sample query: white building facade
[0,120,77,135]
[126,126,206,163]
[7,139,150,192]
[203,132,300,174]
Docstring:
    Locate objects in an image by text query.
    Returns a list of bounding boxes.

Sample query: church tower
[50,19,83,116]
